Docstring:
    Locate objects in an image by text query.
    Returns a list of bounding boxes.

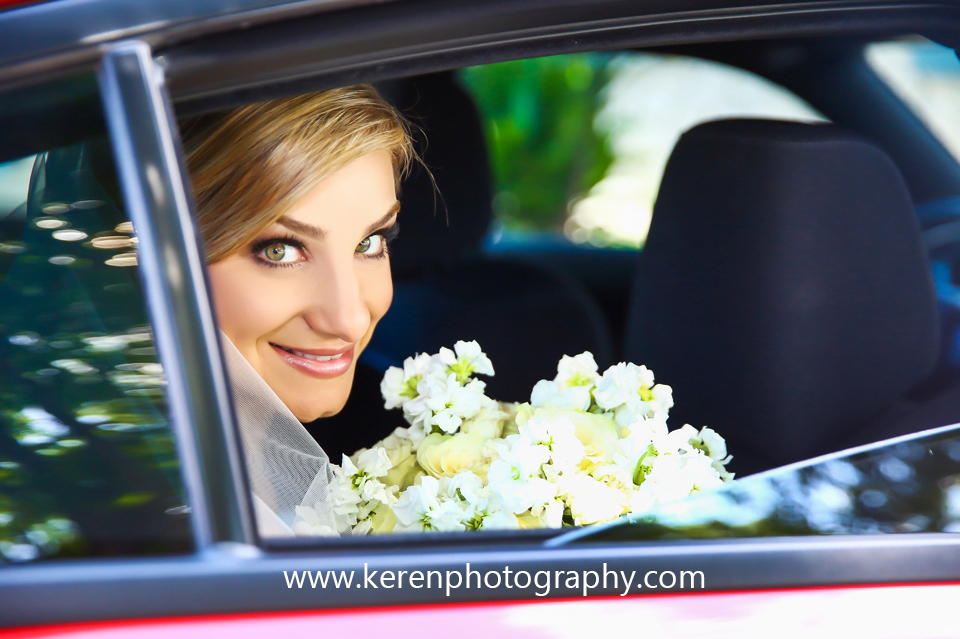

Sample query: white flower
[381,353,437,409]
[557,472,626,525]
[407,352,440,377]
[658,423,701,456]
[379,427,416,466]
[634,454,723,507]
[470,492,519,530]
[439,471,493,525]
[437,340,495,386]
[446,470,486,502]
[649,384,674,416]
[698,426,728,461]
[380,366,408,410]
[525,406,619,463]
[713,459,735,482]
[539,498,565,528]
[486,441,557,514]
[610,424,654,486]
[479,508,520,530]
[594,362,657,418]
[352,519,373,535]
[555,352,599,388]
[416,432,489,478]
[328,470,363,525]
[293,504,337,536]
[356,447,392,478]
[339,453,359,478]
[519,415,585,472]
[392,477,467,533]
[404,372,484,434]
[460,402,508,439]
[374,343,735,534]
[530,379,591,411]
[358,477,397,505]
[403,422,431,449]
[392,477,438,530]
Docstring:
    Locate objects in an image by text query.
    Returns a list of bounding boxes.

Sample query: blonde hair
[180,85,415,263]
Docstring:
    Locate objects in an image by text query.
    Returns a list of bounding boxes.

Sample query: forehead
[279,150,398,231]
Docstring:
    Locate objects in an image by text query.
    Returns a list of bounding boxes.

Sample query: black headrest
[384,72,493,278]
[626,119,940,469]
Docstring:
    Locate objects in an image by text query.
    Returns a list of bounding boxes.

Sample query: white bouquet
[308,341,733,535]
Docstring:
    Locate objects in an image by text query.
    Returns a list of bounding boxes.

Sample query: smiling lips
[270,342,355,378]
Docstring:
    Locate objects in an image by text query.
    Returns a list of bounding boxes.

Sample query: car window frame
[98,42,254,548]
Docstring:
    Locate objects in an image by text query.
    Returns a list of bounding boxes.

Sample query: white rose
[416,432,489,479]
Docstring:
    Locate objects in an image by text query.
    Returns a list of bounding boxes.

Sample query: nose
[301,255,370,344]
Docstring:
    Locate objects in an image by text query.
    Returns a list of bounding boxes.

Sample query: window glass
[459,52,824,248]
[189,44,957,544]
[565,424,960,544]
[0,74,191,563]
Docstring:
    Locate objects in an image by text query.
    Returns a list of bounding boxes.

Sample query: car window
[560,423,960,544]
[459,52,825,249]
[0,73,192,563]
[181,42,960,546]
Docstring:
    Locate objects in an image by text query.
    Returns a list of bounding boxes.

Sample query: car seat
[373,71,614,399]
[309,71,615,459]
[624,118,954,475]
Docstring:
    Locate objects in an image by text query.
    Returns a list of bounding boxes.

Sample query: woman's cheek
[208,261,284,347]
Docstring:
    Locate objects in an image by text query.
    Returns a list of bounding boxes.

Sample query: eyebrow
[276,201,401,240]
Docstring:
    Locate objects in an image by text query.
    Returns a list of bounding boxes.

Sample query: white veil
[219,331,346,537]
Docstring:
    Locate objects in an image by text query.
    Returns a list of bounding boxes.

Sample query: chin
[282,368,356,422]
[289,393,350,422]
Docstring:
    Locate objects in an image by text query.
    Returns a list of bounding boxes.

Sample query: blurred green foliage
[459,54,614,231]
[0,139,191,563]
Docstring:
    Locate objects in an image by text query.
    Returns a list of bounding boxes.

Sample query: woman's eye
[261,242,301,263]
[356,234,384,256]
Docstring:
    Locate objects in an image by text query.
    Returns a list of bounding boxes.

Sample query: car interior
[309,36,960,478]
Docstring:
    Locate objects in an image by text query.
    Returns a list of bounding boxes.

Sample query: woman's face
[207,151,397,422]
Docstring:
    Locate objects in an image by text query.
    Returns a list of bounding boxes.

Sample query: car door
[4,0,960,636]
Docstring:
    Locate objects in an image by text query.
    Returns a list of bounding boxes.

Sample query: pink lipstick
[270,342,354,378]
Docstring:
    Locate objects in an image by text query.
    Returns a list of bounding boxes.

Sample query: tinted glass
[0,74,192,562]
[562,424,960,543]
[200,41,959,544]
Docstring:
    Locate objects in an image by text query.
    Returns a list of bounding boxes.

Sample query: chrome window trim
[98,40,254,547]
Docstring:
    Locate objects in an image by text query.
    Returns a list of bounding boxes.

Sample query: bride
[180,85,415,537]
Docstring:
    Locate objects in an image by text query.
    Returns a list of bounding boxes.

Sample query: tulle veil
[220,331,348,537]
